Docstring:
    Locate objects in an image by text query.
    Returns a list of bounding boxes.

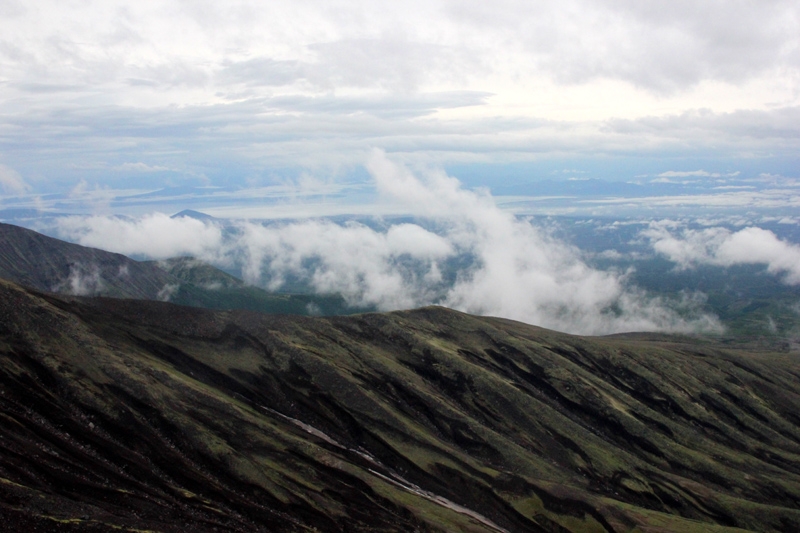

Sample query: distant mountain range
[2,222,800,531]
[170,209,219,221]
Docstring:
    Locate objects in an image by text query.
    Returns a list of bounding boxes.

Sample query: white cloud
[49,153,722,335]
[364,152,719,333]
[657,170,740,178]
[157,283,179,302]
[234,219,453,309]
[643,221,800,284]
[580,189,800,212]
[464,0,800,92]
[3,1,797,98]
[596,249,624,260]
[116,162,172,173]
[53,212,225,260]
[0,164,30,195]
[51,263,105,296]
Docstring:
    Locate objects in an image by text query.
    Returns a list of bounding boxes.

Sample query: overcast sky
[1,0,799,201]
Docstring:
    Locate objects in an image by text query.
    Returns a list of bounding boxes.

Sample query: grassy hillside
[1,279,800,531]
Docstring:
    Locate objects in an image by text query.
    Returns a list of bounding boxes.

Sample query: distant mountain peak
[171,209,216,220]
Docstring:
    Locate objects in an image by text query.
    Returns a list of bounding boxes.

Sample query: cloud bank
[4,0,797,96]
[55,213,225,260]
[0,164,30,195]
[49,153,722,335]
[643,221,800,284]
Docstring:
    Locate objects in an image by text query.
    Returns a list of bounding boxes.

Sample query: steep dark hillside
[2,279,800,532]
[0,222,176,299]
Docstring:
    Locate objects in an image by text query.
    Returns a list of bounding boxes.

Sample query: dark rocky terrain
[2,278,800,532]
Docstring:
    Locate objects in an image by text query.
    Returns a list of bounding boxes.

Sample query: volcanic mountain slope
[0,222,177,300]
[2,279,800,532]
[0,222,350,315]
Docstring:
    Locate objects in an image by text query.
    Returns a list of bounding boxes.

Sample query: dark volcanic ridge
[2,278,800,532]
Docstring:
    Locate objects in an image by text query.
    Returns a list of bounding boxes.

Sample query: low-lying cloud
[0,164,30,195]
[52,263,105,296]
[643,221,800,284]
[49,152,722,335]
[55,213,225,260]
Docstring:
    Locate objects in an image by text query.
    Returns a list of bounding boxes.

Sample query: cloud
[116,162,172,173]
[642,221,800,284]
[448,0,800,93]
[52,263,105,296]
[752,173,800,188]
[304,38,482,93]
[157,283,179,302]
[3,1,797,98]
[49,152,722,335]
[236,219,453,309]
[263,91,491,120]
[0,164,30,195]
[604,107,800,156]
[53,212,225,260]
[220,57,305,88]
[1,1,798,195]
[5,98,799,200]
[657,170,740,179]
[364,152,720,333]
[578,188,800,214]
[220,38,480,93]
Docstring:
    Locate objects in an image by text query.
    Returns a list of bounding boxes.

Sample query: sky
[0,0,798,205]
[1,0,800,333]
